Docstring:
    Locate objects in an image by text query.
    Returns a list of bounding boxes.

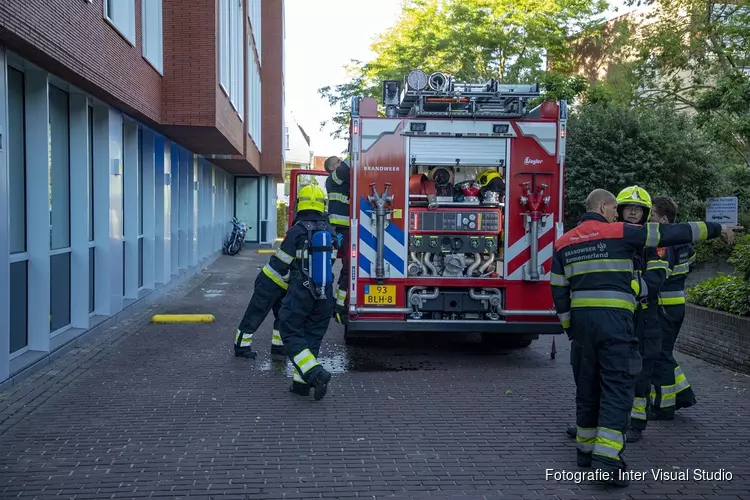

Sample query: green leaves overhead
[318,0,609,138]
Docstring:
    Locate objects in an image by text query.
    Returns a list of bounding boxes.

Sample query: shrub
[277,201,288,237]
[686,274,750,316]
[728,234,750,280]
[687,234,750,316]
[692,238,731,263]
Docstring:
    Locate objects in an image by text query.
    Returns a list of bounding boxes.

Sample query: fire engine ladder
[397,78,542,119]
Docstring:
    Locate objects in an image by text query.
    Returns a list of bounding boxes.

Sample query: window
[8,68,26,255]
[285,126,290,150]
[142,0,163,74]
[104,0,136,45]
[49,84,72,333]
[249,0,261,65]
[247,49,261,150]
[8,67,29,354]
[220,0,244,117]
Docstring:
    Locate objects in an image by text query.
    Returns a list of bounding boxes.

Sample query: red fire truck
[288,69,567,353]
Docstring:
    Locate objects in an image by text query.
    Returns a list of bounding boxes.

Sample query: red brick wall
[260,0,284,181]
[0,0,162,126]
[162,0,215,127]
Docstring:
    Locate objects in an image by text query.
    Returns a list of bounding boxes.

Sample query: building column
[141,129,156,290]
[188,154,197,268]
[155,136,171,285]
[171,144,181,275]
[68,93,90,329]
[93,106,124,317]
[0,47,11,380]
[177,148,188,271]
[24,69,51,353]
[123,119,139,299]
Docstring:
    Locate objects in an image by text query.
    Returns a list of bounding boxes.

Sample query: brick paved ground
[0,252,748,500]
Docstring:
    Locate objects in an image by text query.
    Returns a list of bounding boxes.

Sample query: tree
[619,0,750,165]
[563,101,734,227]
[318,0,609,139]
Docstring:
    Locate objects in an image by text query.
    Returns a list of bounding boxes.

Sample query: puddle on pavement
[257,348,444,374]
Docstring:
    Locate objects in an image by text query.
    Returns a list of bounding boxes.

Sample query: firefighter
[233,261,287,359]
[325,155,351,325]
[276,183,341,400]
[615,186,673,444]
[649,196,698,420]
[551,188,732,486]
[477,168,506,202]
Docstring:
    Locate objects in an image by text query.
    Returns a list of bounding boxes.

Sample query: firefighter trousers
[651,304,695,417]
[630,305,662,431]
[334,227,350,311]
[235,272,286,351]
[570,308,640,472]
[279,273,335,387]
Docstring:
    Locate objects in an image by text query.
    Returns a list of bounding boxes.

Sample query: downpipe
[367,182,394,283]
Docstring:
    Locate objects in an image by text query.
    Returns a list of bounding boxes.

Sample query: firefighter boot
[577,451,592,468]
[566,425,577,439]
[289,382,311,396]
[234,329,257,359]
[270,329,285,357]
[626,428,642,443]
[333,305,348,326]
[310,367,332,401]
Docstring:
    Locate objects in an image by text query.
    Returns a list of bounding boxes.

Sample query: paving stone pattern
[0,252,749,500]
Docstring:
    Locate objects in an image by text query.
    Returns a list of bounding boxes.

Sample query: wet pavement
[0,251,749,500]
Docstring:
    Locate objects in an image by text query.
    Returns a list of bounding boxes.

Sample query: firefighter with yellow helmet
[476,168,506,202]
[275,184,341,399]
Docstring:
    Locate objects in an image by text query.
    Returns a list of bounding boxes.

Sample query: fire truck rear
[306,70,567,349]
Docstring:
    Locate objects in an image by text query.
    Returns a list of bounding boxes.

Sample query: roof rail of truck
[380,70,543,119]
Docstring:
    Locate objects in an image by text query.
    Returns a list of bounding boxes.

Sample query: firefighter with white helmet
[276,184,341,399]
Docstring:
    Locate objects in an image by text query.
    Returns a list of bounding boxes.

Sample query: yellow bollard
[151,314,215,324]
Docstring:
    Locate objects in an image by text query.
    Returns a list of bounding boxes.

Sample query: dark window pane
[10,261,28,353]
[88,106,94,242]
[123,240,126,296]
[8,68,27,254]
[138,237,143,288]
[49,85,71,250]
[50,252,71,332]
[89,246,95,313]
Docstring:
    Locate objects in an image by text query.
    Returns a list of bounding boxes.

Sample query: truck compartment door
[409,137,507,166]
[287,169,330,229]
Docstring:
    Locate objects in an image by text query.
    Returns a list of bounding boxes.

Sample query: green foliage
[563,101,729,226]
[692,239,731,264]
[318,0,609,139]
[619,0,750,166]
[688,234,750,316]
[728,234,750,280]
[686,274,750,317]
[276,202,288,238]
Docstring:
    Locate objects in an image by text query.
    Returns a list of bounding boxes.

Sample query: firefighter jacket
[265,210,340,289]
[657,243,696,307]
[635,246,673,309]
[550,212,722,330]
[325,160,351,228]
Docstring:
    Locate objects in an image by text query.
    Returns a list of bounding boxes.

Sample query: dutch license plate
[364,285,396,305]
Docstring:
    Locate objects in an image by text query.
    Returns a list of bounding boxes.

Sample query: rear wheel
[344,326,354,345]
[227,236,242,255]
[481,334,533,349]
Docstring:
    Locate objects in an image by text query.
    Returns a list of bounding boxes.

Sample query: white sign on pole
[705,196,738,225]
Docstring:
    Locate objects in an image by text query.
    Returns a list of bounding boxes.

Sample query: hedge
[687,234,750,316]
[277,201,288,238]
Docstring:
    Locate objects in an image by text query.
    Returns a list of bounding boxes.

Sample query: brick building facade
[0,0,285,383]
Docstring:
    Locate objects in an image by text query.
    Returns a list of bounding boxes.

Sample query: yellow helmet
[477,169,501,187]
[297,184,327,214]
[616,185,652,223]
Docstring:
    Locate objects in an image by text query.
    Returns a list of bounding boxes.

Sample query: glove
[336,232,344,247]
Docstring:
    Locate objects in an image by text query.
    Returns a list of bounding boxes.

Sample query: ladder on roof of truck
[383,70,543,119]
